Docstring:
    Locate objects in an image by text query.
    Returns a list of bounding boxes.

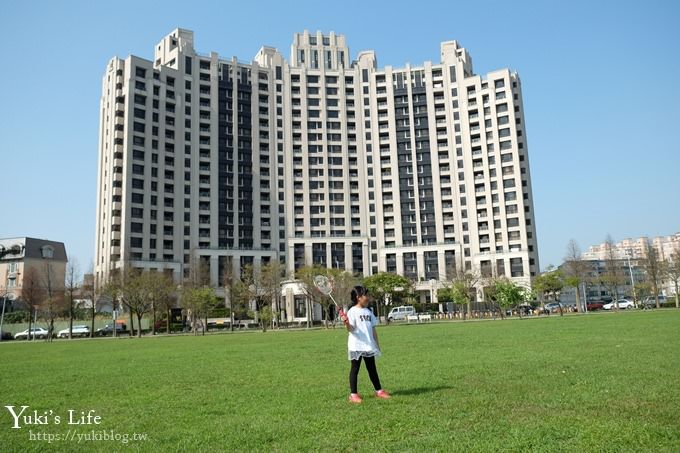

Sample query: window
[40,246,54,259]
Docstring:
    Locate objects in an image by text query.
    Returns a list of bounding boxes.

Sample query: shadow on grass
[391,385,454,396]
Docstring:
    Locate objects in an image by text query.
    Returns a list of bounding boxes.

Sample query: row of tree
[17,235,680,340]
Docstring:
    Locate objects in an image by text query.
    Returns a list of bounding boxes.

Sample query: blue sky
[1,0,678,274]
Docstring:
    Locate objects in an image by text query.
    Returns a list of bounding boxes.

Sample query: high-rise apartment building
[95,28,539,298]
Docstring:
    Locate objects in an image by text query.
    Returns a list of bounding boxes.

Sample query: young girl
[341,285,390,403]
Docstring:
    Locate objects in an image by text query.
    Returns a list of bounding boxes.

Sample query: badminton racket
[313,275,346,319]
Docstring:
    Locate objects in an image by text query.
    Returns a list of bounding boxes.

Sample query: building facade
[94,28,539,298]
[0,238,67,311]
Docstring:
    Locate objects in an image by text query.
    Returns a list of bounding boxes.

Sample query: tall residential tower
[95,28,539,298]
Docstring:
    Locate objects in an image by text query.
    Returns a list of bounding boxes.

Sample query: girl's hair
[350,285,369,307]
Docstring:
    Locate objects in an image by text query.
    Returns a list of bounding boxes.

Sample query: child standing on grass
[340,285,390,403]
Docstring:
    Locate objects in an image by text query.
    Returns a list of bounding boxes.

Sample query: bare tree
[563,239,588,312]
[20,267,43,340]
[146,271,174,335]
[222,257,237,332]
[40,260,65,342]
[256,260,286,330]
[665,245,680,309]
[81,266,98,338]
[64,258,81,339]
[641,240,663,309]
[180,286,215,335]
[448,268,481,320]
[105,268,155,338]
[601,235,625,311]
[296,265,329,328]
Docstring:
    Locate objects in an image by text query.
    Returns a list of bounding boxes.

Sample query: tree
[146,272,174,335]
[362,272,413,324]
[225,278,250,330]
[81,266,98,338]
[64,258,81,339]
[563,239,587,312]
[180,286,216,335]
[641,240,663,309]
[296,265,332,328]
[40,260,65,341]
[533,266,564,315]
[493,279,531,319]
[328,269,360,325]
[222,258,238,332]
[20,267,43,340]
[665,245,680,309]
[257,260,285,329]
[105,269,155,338]
[600,235,625,311]
[244,261,287,332]
[446,269,480,320]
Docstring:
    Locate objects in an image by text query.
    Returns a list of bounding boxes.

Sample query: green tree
[534,266,565,315]
[362,272,413,323]
[493,279,531,319]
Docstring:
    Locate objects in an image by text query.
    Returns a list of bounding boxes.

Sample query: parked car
[603,299,635,310]
[586,301,605,311]
[57,325,90,338]
[95,323,127,336]
[505,305,534,316]
[642,295,667,308]
[1,330,14,340]
[387,306,416,321]
[14,327,49,340]
[544,302,564,313]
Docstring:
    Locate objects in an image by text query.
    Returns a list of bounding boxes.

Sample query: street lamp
[624,249,637,305]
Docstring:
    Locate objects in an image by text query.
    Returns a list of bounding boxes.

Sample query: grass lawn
[1,310,679,452]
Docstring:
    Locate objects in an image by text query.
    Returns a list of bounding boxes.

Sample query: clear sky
[1,0,678,274]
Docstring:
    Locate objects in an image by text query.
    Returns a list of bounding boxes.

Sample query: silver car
[57,325,91,338]
[14,327,49,340]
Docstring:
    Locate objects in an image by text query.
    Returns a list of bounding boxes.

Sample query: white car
[57,325,91,338]
[14,327,49,340]
[603,299,635,310]
[388,306,416,321]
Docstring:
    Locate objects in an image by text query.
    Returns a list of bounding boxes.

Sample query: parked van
[388,306,416,321]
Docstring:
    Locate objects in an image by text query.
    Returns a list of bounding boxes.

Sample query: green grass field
[1,311,679,452]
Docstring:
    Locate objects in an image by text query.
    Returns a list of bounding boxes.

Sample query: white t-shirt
[346,306,380,358]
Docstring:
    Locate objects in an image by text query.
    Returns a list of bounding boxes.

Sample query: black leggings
[349,356,382,394]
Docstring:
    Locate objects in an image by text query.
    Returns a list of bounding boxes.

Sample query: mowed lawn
[1,311,679,452]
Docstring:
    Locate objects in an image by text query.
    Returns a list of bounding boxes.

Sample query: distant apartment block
[582,232,680,261]
[94,28,539,298]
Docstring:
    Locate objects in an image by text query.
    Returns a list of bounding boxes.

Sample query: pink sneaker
[348,393,363,404]
[375,389,391,399]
